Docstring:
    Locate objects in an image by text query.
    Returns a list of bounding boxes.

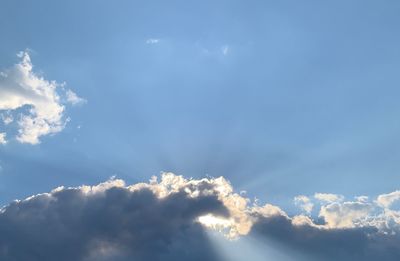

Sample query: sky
[1,0,400,260]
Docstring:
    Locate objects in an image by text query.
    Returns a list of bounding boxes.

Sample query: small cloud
[318,201,373,228]
[294,195,314,214]
[314,193,344,203]
[146,38,160,44]
[355,196,369,203]
[0,133,6,144]
[66,89,87,106]
[221,45,229,56]
[376,191,400,208]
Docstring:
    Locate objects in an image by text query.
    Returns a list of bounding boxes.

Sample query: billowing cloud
[0,51,85,144]
[318,201,373,228]
[0,173,400,260]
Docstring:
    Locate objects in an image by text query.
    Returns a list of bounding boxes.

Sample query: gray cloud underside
[0,174,399,261]
[0,188,225,261]
[252,213,400,261]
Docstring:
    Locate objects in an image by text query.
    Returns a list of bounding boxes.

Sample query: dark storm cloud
[0,180,227,261]
[1,174,400,261]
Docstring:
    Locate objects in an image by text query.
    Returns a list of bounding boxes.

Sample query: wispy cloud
[146,38,160,44]
[66,89,86,106]
[0,133,6,144]
[221,45,229,56]
[0,112,13,125]
[314,193,344,203]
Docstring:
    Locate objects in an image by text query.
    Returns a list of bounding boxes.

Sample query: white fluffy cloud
[376,191,400,209]
[0,51,85,144]
[319,201,373,228]
[290,191,400,232]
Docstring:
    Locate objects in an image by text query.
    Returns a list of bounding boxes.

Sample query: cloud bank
[0,52,85,144]
[0,173,400,260]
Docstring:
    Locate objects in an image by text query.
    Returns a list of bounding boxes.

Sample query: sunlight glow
[198,214,233,232]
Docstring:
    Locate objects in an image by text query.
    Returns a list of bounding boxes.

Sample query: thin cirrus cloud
[146,38,160,44]
[0,51,85,144]
[314,193,344,203]
[221,45,229,56]
[1,173,400,261]
[65,89,87,106]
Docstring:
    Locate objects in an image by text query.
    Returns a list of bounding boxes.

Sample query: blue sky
[3,1,400,260]
[1,0,400,211]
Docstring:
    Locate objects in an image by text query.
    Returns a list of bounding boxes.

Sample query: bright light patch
[198,214,233,234]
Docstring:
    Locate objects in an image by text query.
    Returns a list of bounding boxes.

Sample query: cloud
[314,193,344,203]
[0,51,84,144]
[250,193,400,260]
[66,89,87,105]
[318,201,373,228]
[0,174,226,261]
[0,173,400,260]
[221,45,229,55]
[294,195,314,214]
[376,191,400,208]
[251,212,400,261]
[0,133,6,144]
[146,38,160,44]
[355,195,369,203]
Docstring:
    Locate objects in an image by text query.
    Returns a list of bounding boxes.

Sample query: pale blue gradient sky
[1,0,400,210]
